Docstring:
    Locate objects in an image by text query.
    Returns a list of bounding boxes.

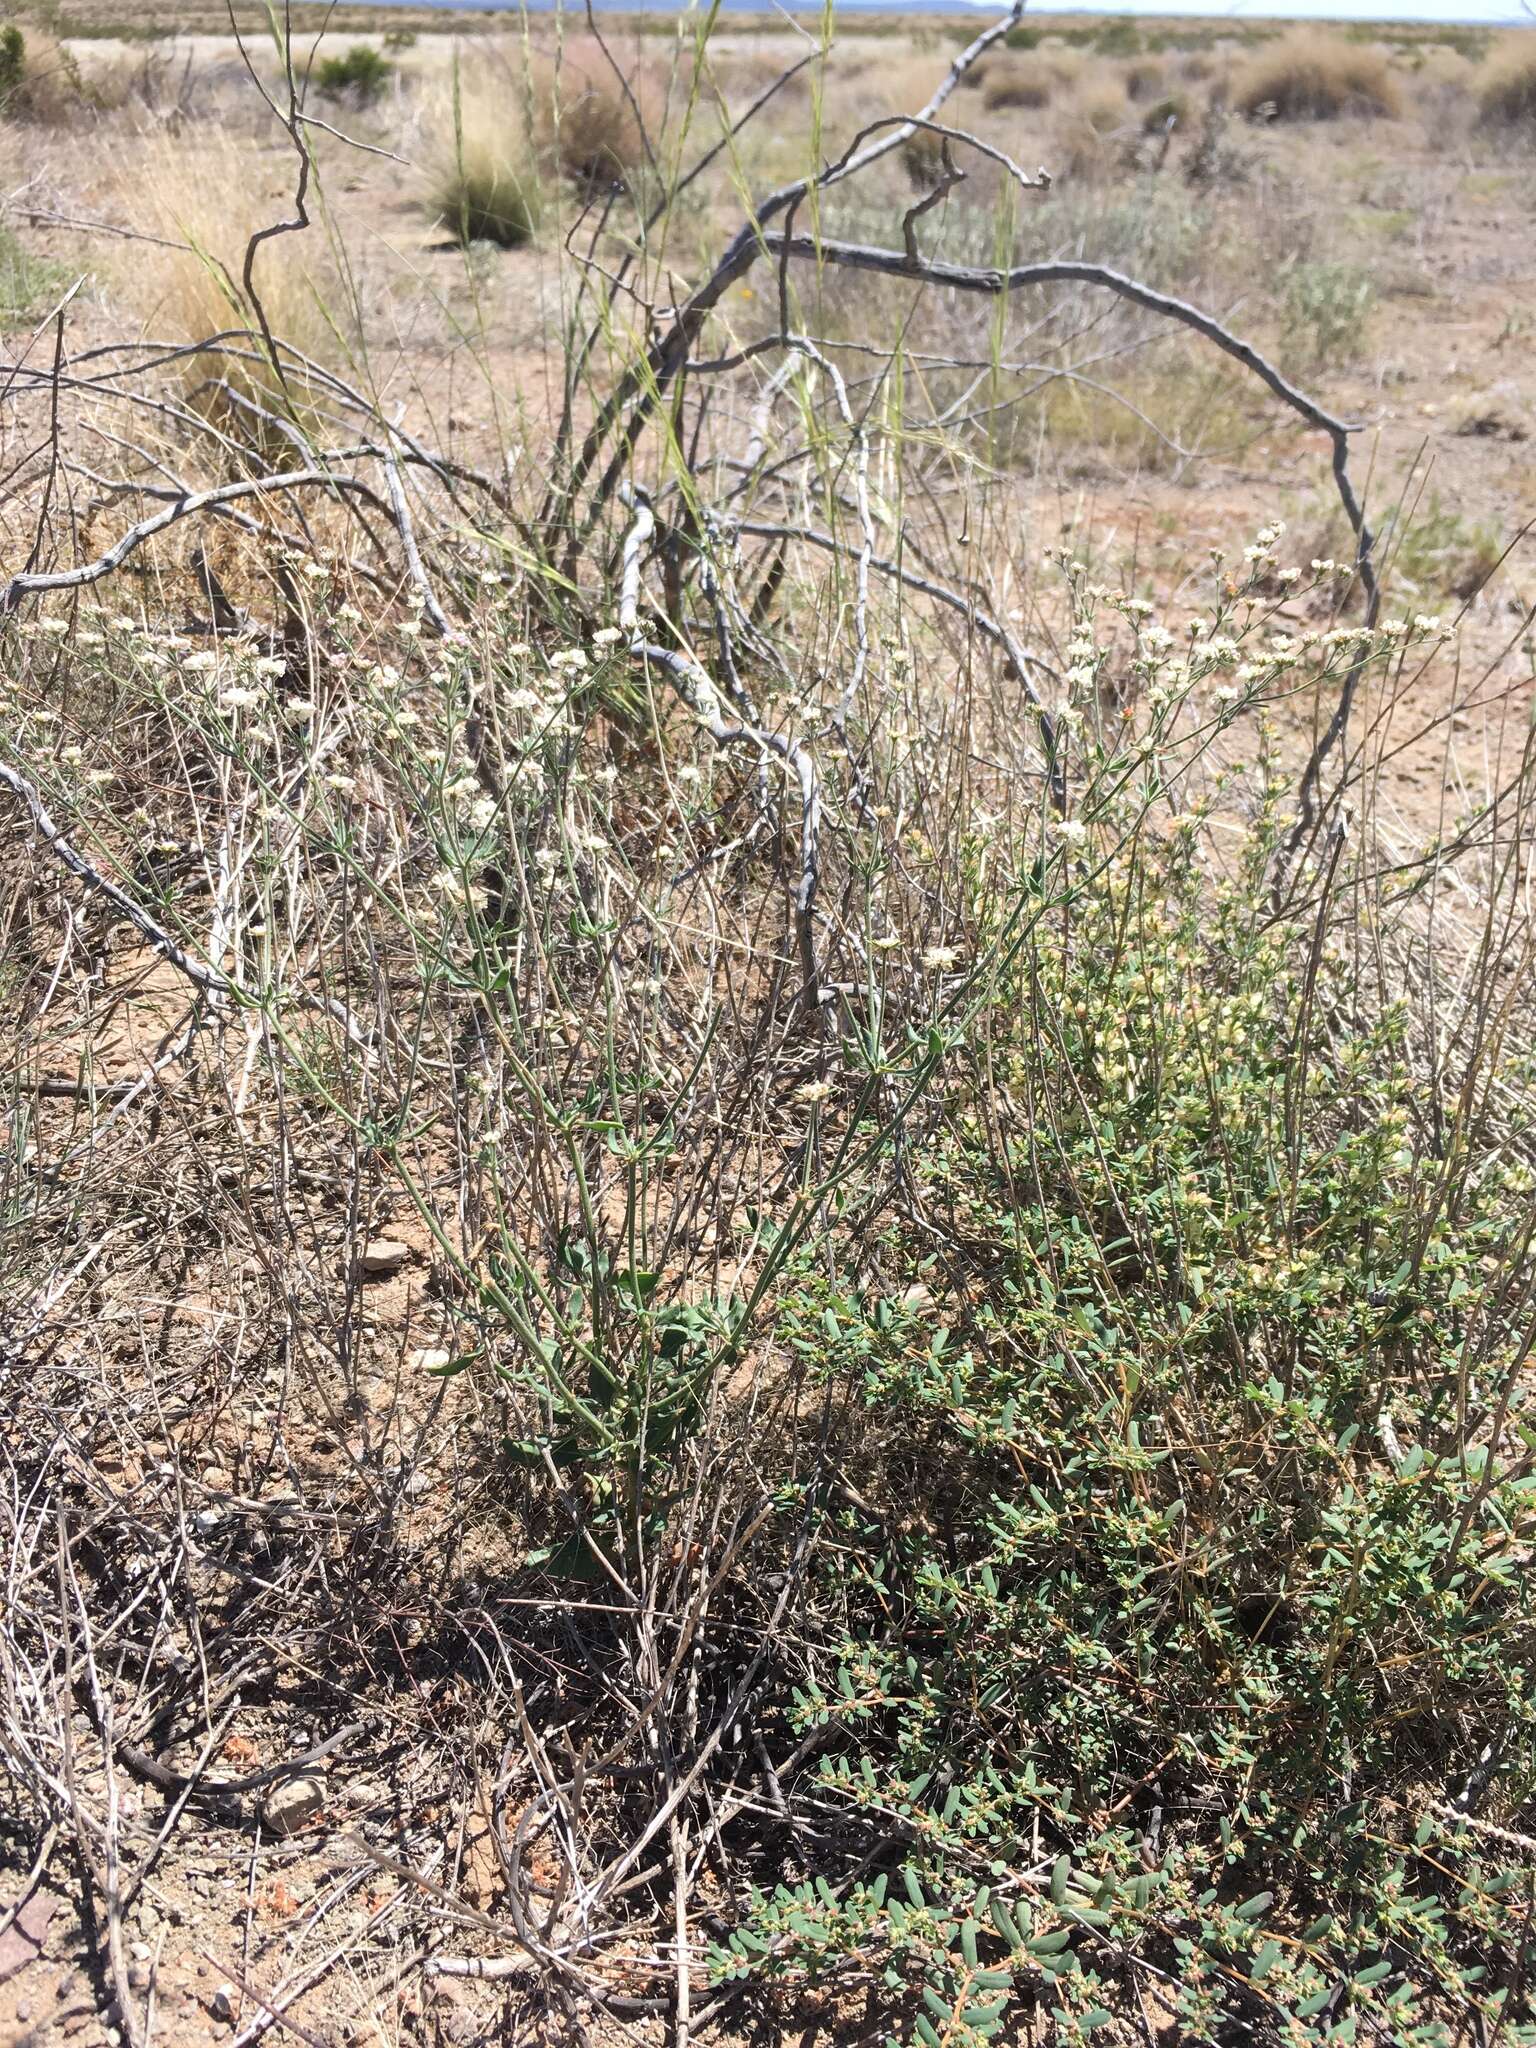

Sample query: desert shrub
[314,44,392,106]
[1478,37,1536,129]
[383,28,417,52]
[981,55,1052,114]
[1390,492,1505,598]
[533,37,656,192]
[1282,258,1377,364]
[1233,34,1404,120]
[1123,55,1166,102]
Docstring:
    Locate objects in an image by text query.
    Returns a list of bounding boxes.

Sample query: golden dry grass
[531,34,661,191]
[112,132,348,404]
[422,59,541,247]
[1231,33,1404,122]
[1478,36,1536,128]
[981,53,1054,114]
[1050,75,1130,180]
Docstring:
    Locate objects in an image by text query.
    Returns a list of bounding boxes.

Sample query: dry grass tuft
[115,134,347,408]
[425,67,541,247]
[1124,56,1167,104]
[981,54,1053,113]
[1050,77,1130,179]
[1477,37,1536,128]
[532,36,658,192]
[1231,33,1404,122]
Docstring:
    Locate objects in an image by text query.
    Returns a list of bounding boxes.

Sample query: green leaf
[989,1899,1025,1950]
[615,1266,659,1306]
[423,1353,474,1377]
[1050,1856,1071,1905]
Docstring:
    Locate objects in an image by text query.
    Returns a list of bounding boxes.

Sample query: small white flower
[922,945,961,972]
[592,625,622,647]
[794,1079,834,1105]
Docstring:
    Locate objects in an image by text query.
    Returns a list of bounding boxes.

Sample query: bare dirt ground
[2,11,1535,2047]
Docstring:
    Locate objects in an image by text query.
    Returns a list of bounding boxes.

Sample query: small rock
[211,1983,238,2024]
[262,1771,326,1837]
[130,1941,152,1962]
[358,1238,410,1277]
[410,1347,453,1372]
[200,1467,231,1491]
[15,2004,30,2025]
[128,1964,151,1992]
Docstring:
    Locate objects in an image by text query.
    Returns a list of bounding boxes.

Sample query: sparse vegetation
[1281,257,1378,364]
[0,11,1532,2048]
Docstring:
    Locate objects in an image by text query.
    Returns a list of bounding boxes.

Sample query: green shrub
[314,43,392,106]
[700,587,1535,2045]
[0,24,24,104]
[0,23,82,122]
[1282,259,1377,364]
